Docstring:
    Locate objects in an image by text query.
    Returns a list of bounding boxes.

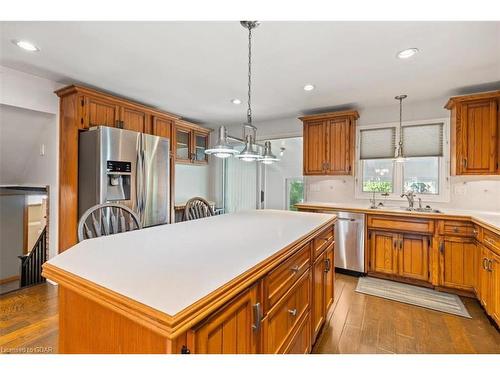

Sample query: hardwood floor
[0,275,498,354]
[313,273,500,354]
[0,282,58,354]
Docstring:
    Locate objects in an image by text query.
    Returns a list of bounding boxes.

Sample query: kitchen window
[356,119,449,202]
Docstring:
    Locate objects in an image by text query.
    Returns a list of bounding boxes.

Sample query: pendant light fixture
[205,21,280,164]
[205,126,238,158]
[234,21,262,162]
[394,94,407,163]
[261,141,280,164]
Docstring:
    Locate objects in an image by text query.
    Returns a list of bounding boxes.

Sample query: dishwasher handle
[336,217,356,222]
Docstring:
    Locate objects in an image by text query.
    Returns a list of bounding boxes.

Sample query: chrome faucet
[369,191,377,209]
[401,191,416,210]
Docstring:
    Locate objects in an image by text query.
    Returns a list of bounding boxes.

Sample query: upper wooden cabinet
[445,91,500,175]
[300,110,359,176]
[174,120,210,165]
[55,85,211,252]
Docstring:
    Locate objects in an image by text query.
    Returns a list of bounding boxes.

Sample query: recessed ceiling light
[231,98,242,105]
[12,39,40,52]
[397,48,419,59]
[303,84,315,91]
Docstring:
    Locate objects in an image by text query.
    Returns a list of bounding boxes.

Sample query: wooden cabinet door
[193,132,209,164]
[440,237,476,290]
[84,96,120,129]
[489,251,500,325]
[120,106,148,133]
[324,243,334,313]
[263,271,311,353]
[369,231,398,275]
[175,126,192,163]
[398,234,429,282]
[326,118,352,175]
[303,121,326,175]
[460,99,498,174]
[311,254,325,342]
[192,284,259,354]
[152,116,172,139]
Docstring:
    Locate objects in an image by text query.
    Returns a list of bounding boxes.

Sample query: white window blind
[402,123,444,157]
[360,127,396,160]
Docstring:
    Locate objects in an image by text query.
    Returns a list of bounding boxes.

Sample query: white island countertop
[46,209,334,316]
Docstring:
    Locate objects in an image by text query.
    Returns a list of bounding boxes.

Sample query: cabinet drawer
[313,226,334,258]
[263,270,311,354]
[440,220,476,237]
[265,243,311,309]
[282,312,311,354]
[484,230,500,255]
[367,215,434,234]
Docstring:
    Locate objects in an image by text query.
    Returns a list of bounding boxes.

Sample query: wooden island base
[43,216,336,354]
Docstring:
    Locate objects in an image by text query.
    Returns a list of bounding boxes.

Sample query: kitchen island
[42,209,336,354]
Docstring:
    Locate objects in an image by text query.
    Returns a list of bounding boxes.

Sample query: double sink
[369,204,443,214]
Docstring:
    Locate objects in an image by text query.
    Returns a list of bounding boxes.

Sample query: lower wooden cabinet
[186,224,335,354]
[478,245,500,325]
[263,270,311,353]
[192,283,260,354]
[312,242,335,343]
[283,312,312,354]
[440,237,477,291]
[369,231,430,282]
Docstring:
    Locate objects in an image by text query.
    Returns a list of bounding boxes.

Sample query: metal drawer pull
[290,265,300,273]
[324,258,331,273]
[482,258,489,270]
[488,259,493,272]
[252,302,262,331]
[288,308,297,317]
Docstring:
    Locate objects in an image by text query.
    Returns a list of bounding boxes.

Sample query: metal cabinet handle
[288,308,298,317]
[399,239,403,250]
[488,259,493,272]
[463,158,468,169]
[324,258,331,273]
[290,265,300,273]
[252,302,262,331]
[439,241,444,254]
[482,258,488,271]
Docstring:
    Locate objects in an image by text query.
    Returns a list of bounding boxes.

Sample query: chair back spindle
[77,203,142,242]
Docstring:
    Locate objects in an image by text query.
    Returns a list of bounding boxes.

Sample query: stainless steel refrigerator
[78,126,170,227]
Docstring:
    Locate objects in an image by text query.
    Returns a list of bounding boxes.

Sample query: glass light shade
[260,141,280,164]
[205,126,238,158]
[235,134,261,162]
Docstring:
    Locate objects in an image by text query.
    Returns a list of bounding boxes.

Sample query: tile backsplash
[305,175,500,212]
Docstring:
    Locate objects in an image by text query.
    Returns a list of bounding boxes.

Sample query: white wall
[0,195,24,280]
[0,66,63,260]
[174,164,210,203]
[243,96,500,213]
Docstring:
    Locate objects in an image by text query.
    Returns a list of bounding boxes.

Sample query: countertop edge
[295,203,500,236]
[42,215,336,339]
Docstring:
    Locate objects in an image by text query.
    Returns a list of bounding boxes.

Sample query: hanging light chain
[247,25,253,125]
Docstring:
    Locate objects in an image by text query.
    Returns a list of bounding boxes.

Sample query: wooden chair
[184,197,214,221]
[77,203,142,242]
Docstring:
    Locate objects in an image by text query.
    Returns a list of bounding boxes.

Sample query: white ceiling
[1,21,499,124]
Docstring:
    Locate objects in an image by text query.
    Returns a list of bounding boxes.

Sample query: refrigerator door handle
[136,142,144,220]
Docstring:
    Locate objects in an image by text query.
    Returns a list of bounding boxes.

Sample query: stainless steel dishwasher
[320,210,365,274]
